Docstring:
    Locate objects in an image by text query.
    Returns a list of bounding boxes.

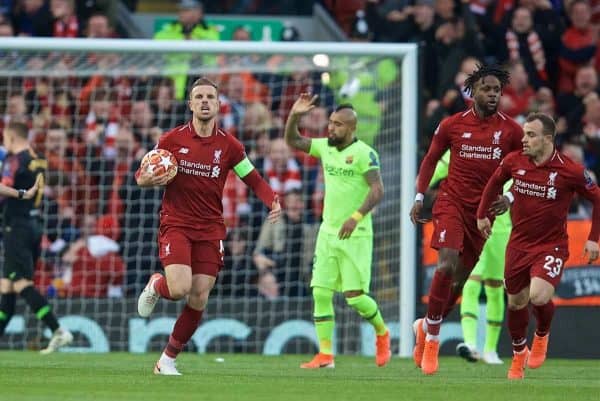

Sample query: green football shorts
[310,230,373,293]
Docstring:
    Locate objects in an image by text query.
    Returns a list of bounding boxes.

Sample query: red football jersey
[157,122,246,240]
[478,150,600,251]
[417,109,523,210]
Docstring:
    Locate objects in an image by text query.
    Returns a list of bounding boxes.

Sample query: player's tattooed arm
[338,169,384,239]
[284,93,317,153]
[359,169,385,215]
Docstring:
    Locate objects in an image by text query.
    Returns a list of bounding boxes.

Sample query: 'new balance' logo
[462,132,472,138]
[517,169,526,176]
[178,148,189,154]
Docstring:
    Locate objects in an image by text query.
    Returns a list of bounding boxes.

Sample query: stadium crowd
[0,0,597,300]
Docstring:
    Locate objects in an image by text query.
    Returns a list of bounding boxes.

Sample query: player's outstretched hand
[290,93,319,117]
[137,169,171,187]
[268,195,282,224]
[583,240,599,264]
[23,174,43,200]
[409,201,429,225]
[489,194,510,216]
[338,217,358,240]
[477,217,492,239]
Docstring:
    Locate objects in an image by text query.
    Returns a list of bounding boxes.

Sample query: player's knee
[529,291,551,306]
[312,287,333,304]
[168,283,192,300]
[462,279,481,298]
[507,298,528,310]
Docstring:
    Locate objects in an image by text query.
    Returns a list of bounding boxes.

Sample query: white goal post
[1,37,418,357]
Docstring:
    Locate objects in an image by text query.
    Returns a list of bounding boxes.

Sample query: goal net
[0,38,418,356]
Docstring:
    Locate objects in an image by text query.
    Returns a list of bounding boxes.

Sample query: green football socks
[460,278,481,347]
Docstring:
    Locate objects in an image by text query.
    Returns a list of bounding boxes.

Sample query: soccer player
[284,94,391,369]
[410,64,523,375]
[429,151,510,365]
[477,112,600,380]
[136,77,281,375]
[0,121,74,354]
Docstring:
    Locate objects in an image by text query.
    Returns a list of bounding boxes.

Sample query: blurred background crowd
[0,0,597,301]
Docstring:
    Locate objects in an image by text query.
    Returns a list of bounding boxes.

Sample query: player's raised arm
[284,93,318,153]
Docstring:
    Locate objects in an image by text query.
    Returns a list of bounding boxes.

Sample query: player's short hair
[6,121,28,139]
[526,112,556,139]
[464,64,510,96]
[190,77,219,95]
[335,103,354,112]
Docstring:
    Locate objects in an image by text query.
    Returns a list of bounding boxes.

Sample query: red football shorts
[504,245,569,294]
[430,197,486,271]
[158,226,224,277]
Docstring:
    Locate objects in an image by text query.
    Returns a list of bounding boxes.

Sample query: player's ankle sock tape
[20,286,59,332]
[0,293,16,334]
[346,294,387,335]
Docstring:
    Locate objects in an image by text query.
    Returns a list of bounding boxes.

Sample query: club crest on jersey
[213,149,222,164]
[346,155,354,164]
[547,171,558,186]
[584,170,595,189]
[493,130,502,144]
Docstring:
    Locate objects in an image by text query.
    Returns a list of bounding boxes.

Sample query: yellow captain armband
[351,211,364,222]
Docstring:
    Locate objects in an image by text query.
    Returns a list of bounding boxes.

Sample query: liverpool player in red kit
[410,65,523,375]
[478,113,600,380]
[136,77,281,375]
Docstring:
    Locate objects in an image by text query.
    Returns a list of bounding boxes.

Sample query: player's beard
[328,136,343,146]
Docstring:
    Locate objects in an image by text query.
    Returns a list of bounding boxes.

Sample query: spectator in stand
[2,92,28,133]
[152,79,187,131]
[253,188,318,298]
[220,74,247,135]
[50,0,79,38]
[85,12,115,38]
[130,99,161,151]
[154,0,220,100]
[83,88,120,159]
[501,7,550,89]
[500,60,536,120]
[556,65,599,140]
[263,138,302,200]
[431,1,484,99]
[0,16,13,36]
[11,0,53,37]
[558,0,598,93]
[61,214,125,298]
[218,227,255,297]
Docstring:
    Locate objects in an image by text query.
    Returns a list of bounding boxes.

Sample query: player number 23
[543,255,563,278]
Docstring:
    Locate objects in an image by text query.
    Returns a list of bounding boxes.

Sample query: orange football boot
[508,348,530,380]
[300,353,335,369]
[375,330,391,367]
[527,333,549,369]
[412,318,426,367]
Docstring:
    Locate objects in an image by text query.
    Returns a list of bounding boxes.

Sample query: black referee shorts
[2,217,42,281]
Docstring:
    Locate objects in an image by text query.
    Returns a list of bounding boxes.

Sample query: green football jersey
[310,138,380,237]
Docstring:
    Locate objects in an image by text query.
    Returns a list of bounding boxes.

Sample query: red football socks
[164,305,203,358]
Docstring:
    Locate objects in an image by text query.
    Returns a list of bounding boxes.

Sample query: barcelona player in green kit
[284,94,391,368]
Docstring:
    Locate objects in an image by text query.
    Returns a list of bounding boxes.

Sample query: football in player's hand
[141,149,178,184]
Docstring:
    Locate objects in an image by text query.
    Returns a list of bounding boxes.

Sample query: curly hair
[464,64,510,97]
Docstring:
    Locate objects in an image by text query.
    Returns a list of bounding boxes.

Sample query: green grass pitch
[1,352,598,401]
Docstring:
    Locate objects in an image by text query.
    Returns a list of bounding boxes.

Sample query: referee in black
[0,121,73,353]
